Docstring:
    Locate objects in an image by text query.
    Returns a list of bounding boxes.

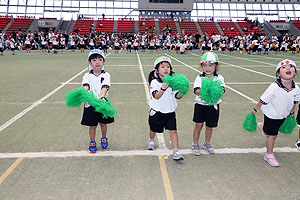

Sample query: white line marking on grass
[219,54,274,66]
[167,54,258,103]
[137,52,167,149]
[136,52,151,103]
[192,53,275,79]
[0,147,298,159]
[0,54,111,133]
[226,85,257,103]
[0,69,86,132]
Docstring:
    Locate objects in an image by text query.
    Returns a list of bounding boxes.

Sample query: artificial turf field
[0,49,300,200]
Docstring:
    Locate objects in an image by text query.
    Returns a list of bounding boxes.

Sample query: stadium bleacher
[0,16,10,32]
[138,18,155,33]
[6,16,34,34]
[217,19,241,36]
[198,20,220,35]
[179,19,198,34]
[117,18,135,33]
[95,18,114,34]
[158,18,177,33]
[72,18,94,35]
[237,20,261,35]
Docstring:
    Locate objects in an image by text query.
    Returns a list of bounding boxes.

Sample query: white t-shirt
[82,70,111,108]
[261,81,300,119]
[149,79,178,113]
[193,74,225,106]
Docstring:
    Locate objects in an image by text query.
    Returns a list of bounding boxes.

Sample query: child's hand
[161,83,169,90]
[100,97,107,102]
[250,108,257,115]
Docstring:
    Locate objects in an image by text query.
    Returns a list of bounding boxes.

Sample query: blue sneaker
[101,137,109,149]
[89,141,97,153]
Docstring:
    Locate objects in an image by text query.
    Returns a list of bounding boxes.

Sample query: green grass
[0,49,300,199]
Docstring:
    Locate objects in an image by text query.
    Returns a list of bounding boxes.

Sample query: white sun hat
[276,59,296,73]
[153,56,172,69]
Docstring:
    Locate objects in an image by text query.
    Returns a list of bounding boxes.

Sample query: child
[191,52,225,156]
[147,56,184,161]
[253,59,300,167]
[81,49,114,153]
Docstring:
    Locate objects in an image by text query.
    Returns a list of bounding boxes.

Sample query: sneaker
[263,153,279,167]
[258,122,267,137]
[173,150,184,161]
[202,142,215,154]
[89,141,97,153]
[295,139,300,151]
[147,139,155,150]
[101,137,109,149]
[191,144,201,156]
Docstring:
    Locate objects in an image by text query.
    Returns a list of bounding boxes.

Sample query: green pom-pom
[65,88,88,107]
[279,115,297,135]
[243,113,257,132]
[65,88,117,118]
[200,77,223,105]
[163,74,190,96]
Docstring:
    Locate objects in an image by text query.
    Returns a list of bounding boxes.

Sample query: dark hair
[88,54,105,62]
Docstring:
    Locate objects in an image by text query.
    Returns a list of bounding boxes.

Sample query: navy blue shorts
[192,104,219,128]
[263,115,285,136]
[81,106,114,126]
[148,109,177,133]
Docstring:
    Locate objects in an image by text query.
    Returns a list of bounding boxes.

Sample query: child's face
[89,57,105,71]
[277,64,296,80]
[156,62,171,77]
[201,63,218,76]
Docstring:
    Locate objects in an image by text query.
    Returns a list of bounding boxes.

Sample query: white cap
[276,59,296,73]
[153,56,172,69]
[88,49,105,61]
[88,49,105,72]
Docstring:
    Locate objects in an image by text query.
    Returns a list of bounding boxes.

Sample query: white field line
[0,147,298,159]
[218,54,275,66]
[136,52,151,103]
[136,52,167,149]
[0,69,87,133]
[192,53,275,79]
[0,53,112,133]
[167,54,257,103]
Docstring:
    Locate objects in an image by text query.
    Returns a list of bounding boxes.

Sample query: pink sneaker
[258,122,267,137]
[263,153,279,167]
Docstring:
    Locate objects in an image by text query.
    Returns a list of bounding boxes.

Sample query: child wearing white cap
[81,49,114,153]
[251,59,300,167]
[147,56,184,161]
[191,52,225,156]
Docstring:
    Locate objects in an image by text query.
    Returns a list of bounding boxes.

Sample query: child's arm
[153,83,169,99]
[251,102,263,114]
[100,87,108,101]
[83,85,89,91]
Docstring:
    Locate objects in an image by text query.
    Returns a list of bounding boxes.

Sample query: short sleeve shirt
[193,74,225,105]
[261,81,300,119]
[82,70,111,107]
[149,79,178,113]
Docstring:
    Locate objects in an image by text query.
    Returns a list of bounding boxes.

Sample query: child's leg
[193,122,204,144]
[89,126,97,141]
[149,130,156,140]
[266,135,277,154]
[99,123,107,137]
[204,126,213,143]
[169,130,179,149]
